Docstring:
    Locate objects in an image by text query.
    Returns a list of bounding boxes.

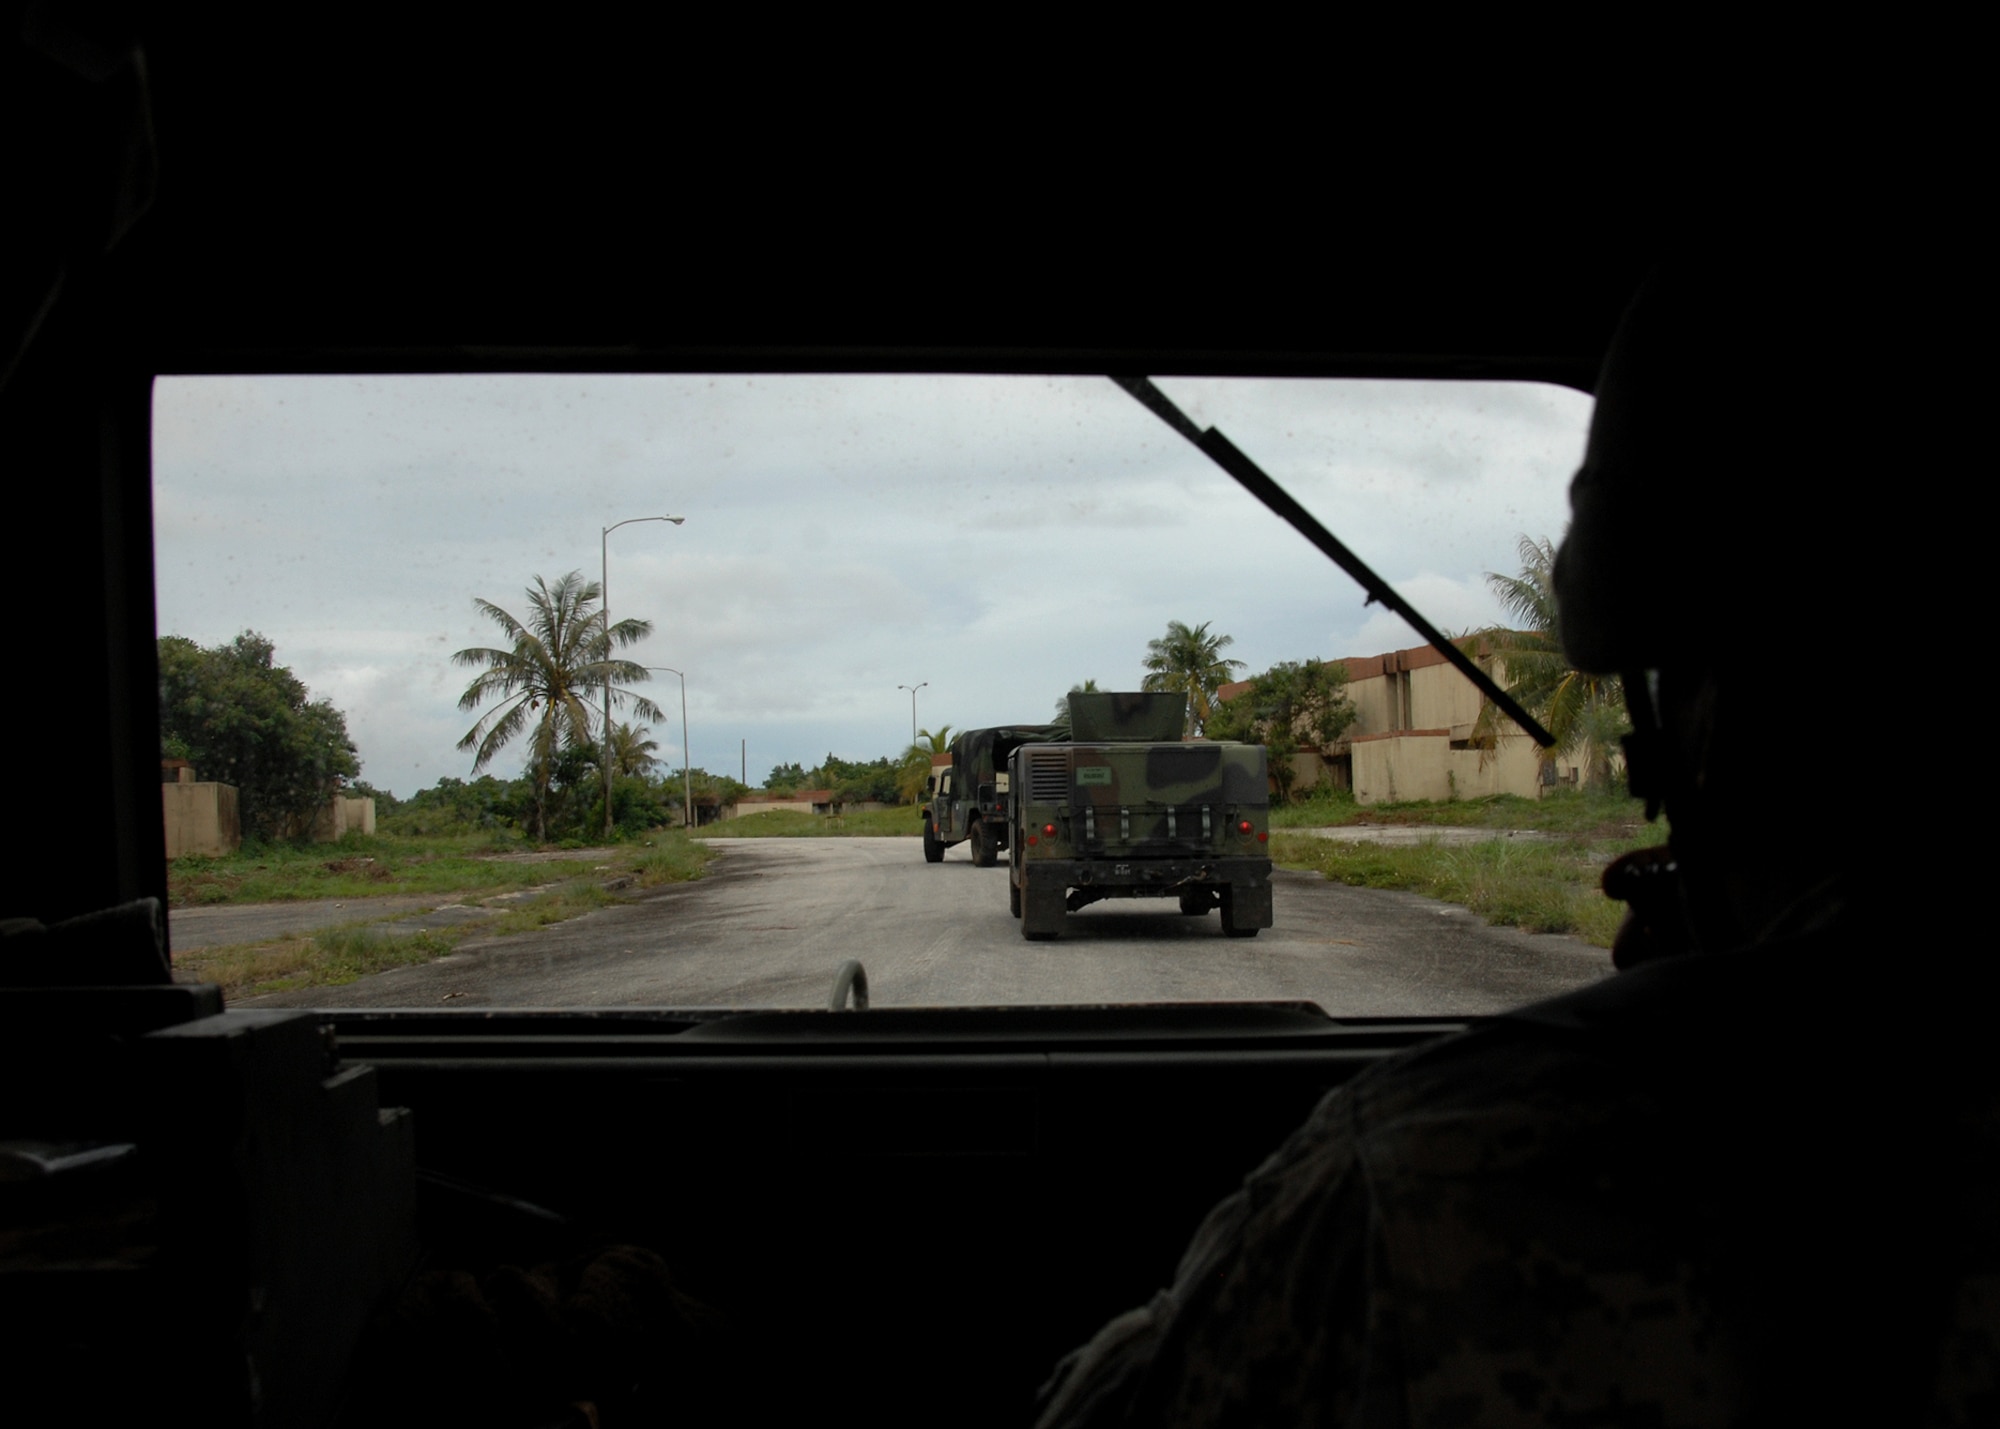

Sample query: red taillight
[1257,831,1268,843]
[1027,834,1038,846]
[1239,820,1252,833]
[1043,823,1056,837]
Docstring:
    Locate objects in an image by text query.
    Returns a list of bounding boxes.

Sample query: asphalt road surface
[244,837,1612,1014]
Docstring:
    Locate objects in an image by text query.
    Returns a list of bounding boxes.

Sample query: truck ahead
[922,721,1066,865]
[1006,692,1273,939]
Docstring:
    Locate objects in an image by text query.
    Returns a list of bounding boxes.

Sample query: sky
[150,374,1593,799]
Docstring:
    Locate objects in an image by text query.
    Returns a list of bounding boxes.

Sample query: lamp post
[897,682,927,747]
[645,666,693,829]
[602,515,683,841]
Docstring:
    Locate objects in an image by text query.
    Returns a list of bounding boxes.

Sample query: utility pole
[897,681,928,747]
[599,514,682,841]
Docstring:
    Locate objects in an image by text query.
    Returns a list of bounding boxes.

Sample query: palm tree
[1141,621,1245,737]
[897,725,955,805]
[607,722,661,779]
[453,572,664,840]
[1461,535,1626,789]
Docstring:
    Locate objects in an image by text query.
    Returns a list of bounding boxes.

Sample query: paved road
[243,836,1611,1014]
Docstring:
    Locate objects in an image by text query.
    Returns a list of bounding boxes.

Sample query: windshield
[152,374,1626,1015]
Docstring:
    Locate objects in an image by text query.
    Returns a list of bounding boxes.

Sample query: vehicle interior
[4,16,1690,1427]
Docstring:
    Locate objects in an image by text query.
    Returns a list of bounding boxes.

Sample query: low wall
[311,796,377,841]
[164,782,241,858]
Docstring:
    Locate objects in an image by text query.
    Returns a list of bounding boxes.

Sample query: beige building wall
[310,796,376,841]
[1221,645,1555,805]
[163,782,241,858]
[1447,735,1544,801]
[1351,731,1452,805]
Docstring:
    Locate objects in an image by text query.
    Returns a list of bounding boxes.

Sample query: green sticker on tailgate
[1076,767,1114,786]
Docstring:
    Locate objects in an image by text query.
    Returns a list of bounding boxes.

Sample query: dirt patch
[476,846,621,865]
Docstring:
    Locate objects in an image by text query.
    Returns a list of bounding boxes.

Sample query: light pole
[602,515,683,841]
[898,682,927,747]
[645,666,693,829]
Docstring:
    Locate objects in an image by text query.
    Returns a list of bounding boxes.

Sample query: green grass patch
[704,806,923,837]
[174,924,459,999]
[482,883,620,937]
[1270,819,1664,948]
[1272,784,1653,839]
[171,834,716,999]
[168,830,715,909]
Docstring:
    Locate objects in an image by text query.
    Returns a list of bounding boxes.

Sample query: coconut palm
[607,722,661,779]
[1461,535,1627,789]
[1141,621,1245,737]
[453,571,663,840]
[897,725,955,805]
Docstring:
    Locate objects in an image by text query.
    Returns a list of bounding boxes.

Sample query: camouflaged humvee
[1006,692,1274,939]
[923,722,1067,866]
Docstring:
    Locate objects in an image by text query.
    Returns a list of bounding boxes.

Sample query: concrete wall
[164,782,241,858]
[1447,735,1544,801]
[311,796,376,841]
[1351,731,1451,805]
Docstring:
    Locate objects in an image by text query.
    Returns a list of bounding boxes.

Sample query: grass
[1269,814,1665,948]
[167,830,713,908]
[173,924,463,999]
[169,831,718,1000]
[703,806,924,837]
[1270,784,1653,839]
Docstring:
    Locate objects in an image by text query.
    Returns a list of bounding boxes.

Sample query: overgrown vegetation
[1272,784,1652,836]
[172,833,717,999]
[173,924,462,999]
[167,830,714,908]
[1267,786,1662,947]
[1207,659,1359,802]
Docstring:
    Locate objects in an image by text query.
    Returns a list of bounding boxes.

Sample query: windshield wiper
[1112,375,1555,748]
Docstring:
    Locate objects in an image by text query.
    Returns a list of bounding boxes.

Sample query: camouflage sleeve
[1033,1084,1405,1428]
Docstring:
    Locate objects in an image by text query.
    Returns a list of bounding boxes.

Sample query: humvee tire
[923,817,944,863]
[969,820,998,867]
[1020,872,1064,940]
[1009,878,1022,918]
[1220,884,1271,938]
[1178,891,1214,916]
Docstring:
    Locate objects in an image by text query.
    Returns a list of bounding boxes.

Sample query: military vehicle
[921,722,1064,865]
[1008,692,1273,939]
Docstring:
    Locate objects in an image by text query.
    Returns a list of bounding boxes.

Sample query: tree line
[161,539,1620,849]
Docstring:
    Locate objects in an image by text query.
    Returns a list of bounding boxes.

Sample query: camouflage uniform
[1034,900,1998,1426]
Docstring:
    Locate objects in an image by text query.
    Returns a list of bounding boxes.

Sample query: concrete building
[161,760,241,857]
[1217,643,1609,806]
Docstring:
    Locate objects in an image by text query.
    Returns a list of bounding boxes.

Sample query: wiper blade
[1112,376,1554,749]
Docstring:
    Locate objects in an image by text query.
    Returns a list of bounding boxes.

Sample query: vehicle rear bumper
[1025,856,1272,893]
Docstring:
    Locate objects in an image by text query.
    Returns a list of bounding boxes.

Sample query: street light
[898,682,928,747]
[645,667,693,830]
[602,515,683,841]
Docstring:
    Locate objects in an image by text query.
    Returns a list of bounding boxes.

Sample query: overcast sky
[150,374,1593,798]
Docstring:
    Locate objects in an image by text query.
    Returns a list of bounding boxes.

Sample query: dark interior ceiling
[65,17,1662,382]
